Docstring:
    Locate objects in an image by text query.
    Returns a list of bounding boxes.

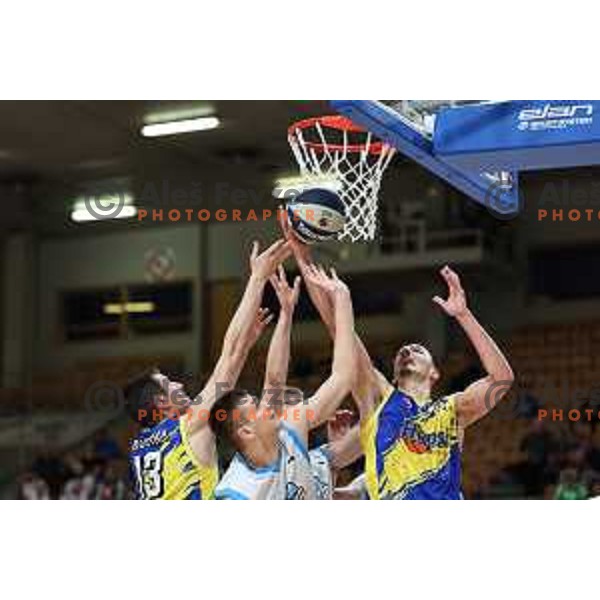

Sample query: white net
[288,117,395,242]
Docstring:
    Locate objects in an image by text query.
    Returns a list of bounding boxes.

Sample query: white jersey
[215,422,333,500]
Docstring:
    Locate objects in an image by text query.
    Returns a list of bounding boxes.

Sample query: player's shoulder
[437,392,461,412]
[214,454,253,500]
[278,421,310,460]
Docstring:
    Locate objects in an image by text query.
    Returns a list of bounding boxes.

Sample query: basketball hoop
[288,115,395,242]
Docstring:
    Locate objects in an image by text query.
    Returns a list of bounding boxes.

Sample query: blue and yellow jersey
[129,419,218,500]
[361,386,462,500]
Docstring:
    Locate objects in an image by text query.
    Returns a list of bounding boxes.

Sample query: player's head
[209,388,279,453]
[124,368,191,427]
[393,343,439,389]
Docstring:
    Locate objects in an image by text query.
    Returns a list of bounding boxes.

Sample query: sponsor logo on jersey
[401,422,449,454]
[130,428,169,452]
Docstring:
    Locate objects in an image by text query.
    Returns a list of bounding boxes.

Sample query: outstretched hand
[433,265,468,318]
[249,239,291,280]
[269,265,301,314]
[302,263,349,297]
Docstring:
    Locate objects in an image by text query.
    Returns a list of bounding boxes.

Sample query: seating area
[462,320,600,498]
[510,321,600,400]
[10,355,184,412]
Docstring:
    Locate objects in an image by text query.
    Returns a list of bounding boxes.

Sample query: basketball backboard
[331,100,600,219]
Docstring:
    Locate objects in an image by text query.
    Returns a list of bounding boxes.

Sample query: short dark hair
[123,368,163,428]
[208,389,250,450]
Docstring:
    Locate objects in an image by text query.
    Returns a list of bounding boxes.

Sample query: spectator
[554,468,588,500]
[61,457,96,500]
[92,428,121,463]
[518,419,558,496]
[31,449,69,499]
[18,472,49,500]
[94,462,128,500]
[20,429,130,500]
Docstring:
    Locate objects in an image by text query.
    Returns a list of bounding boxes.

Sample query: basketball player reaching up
[265,266,362,498]
[281,215,513,500]
[126,239,291,499]
[210,265,358,499]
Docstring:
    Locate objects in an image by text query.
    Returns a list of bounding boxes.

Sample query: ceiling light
[70,193,136,223]
[103,302,155,315]
[141,116,220,137]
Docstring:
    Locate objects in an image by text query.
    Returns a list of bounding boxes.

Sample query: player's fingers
[278,206,290,235]
[330,267,339,281]
[441,265,459,288]
[269,275,280,291]
[432,296,446,309]
[262,313,275,327]
[292,276,301,297]
[250,240,259,262]
[273,241,292,262]
[447,269,461,289]
[297,256,309,273]
[265,238,286,257]
[269,270,280,285]
[278,263,286,284]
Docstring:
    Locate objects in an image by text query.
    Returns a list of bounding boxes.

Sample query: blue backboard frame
[331,100,600,218]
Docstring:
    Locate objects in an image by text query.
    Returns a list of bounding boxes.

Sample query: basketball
[286,187,347,245]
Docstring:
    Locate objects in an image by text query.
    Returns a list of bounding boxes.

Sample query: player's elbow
[491,365,514,388]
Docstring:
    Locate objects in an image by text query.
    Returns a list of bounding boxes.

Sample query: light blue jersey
[215,422,333,500]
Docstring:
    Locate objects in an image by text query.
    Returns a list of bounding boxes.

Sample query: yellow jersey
[129,418,218,500]
[361,386,461,500]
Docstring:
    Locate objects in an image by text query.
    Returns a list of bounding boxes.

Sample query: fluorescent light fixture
[141,116,220,137]
[272,175,342,199]
[103,302,155,315]
[70,193,136,223]
[71,205,137,223]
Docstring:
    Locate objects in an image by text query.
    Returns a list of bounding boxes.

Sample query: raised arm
[262,265,301,393]
[297,265,357,431]
[221,239,290,359]
[433,265,514,428]
[279,213,388,415]
[188,239,291,431]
